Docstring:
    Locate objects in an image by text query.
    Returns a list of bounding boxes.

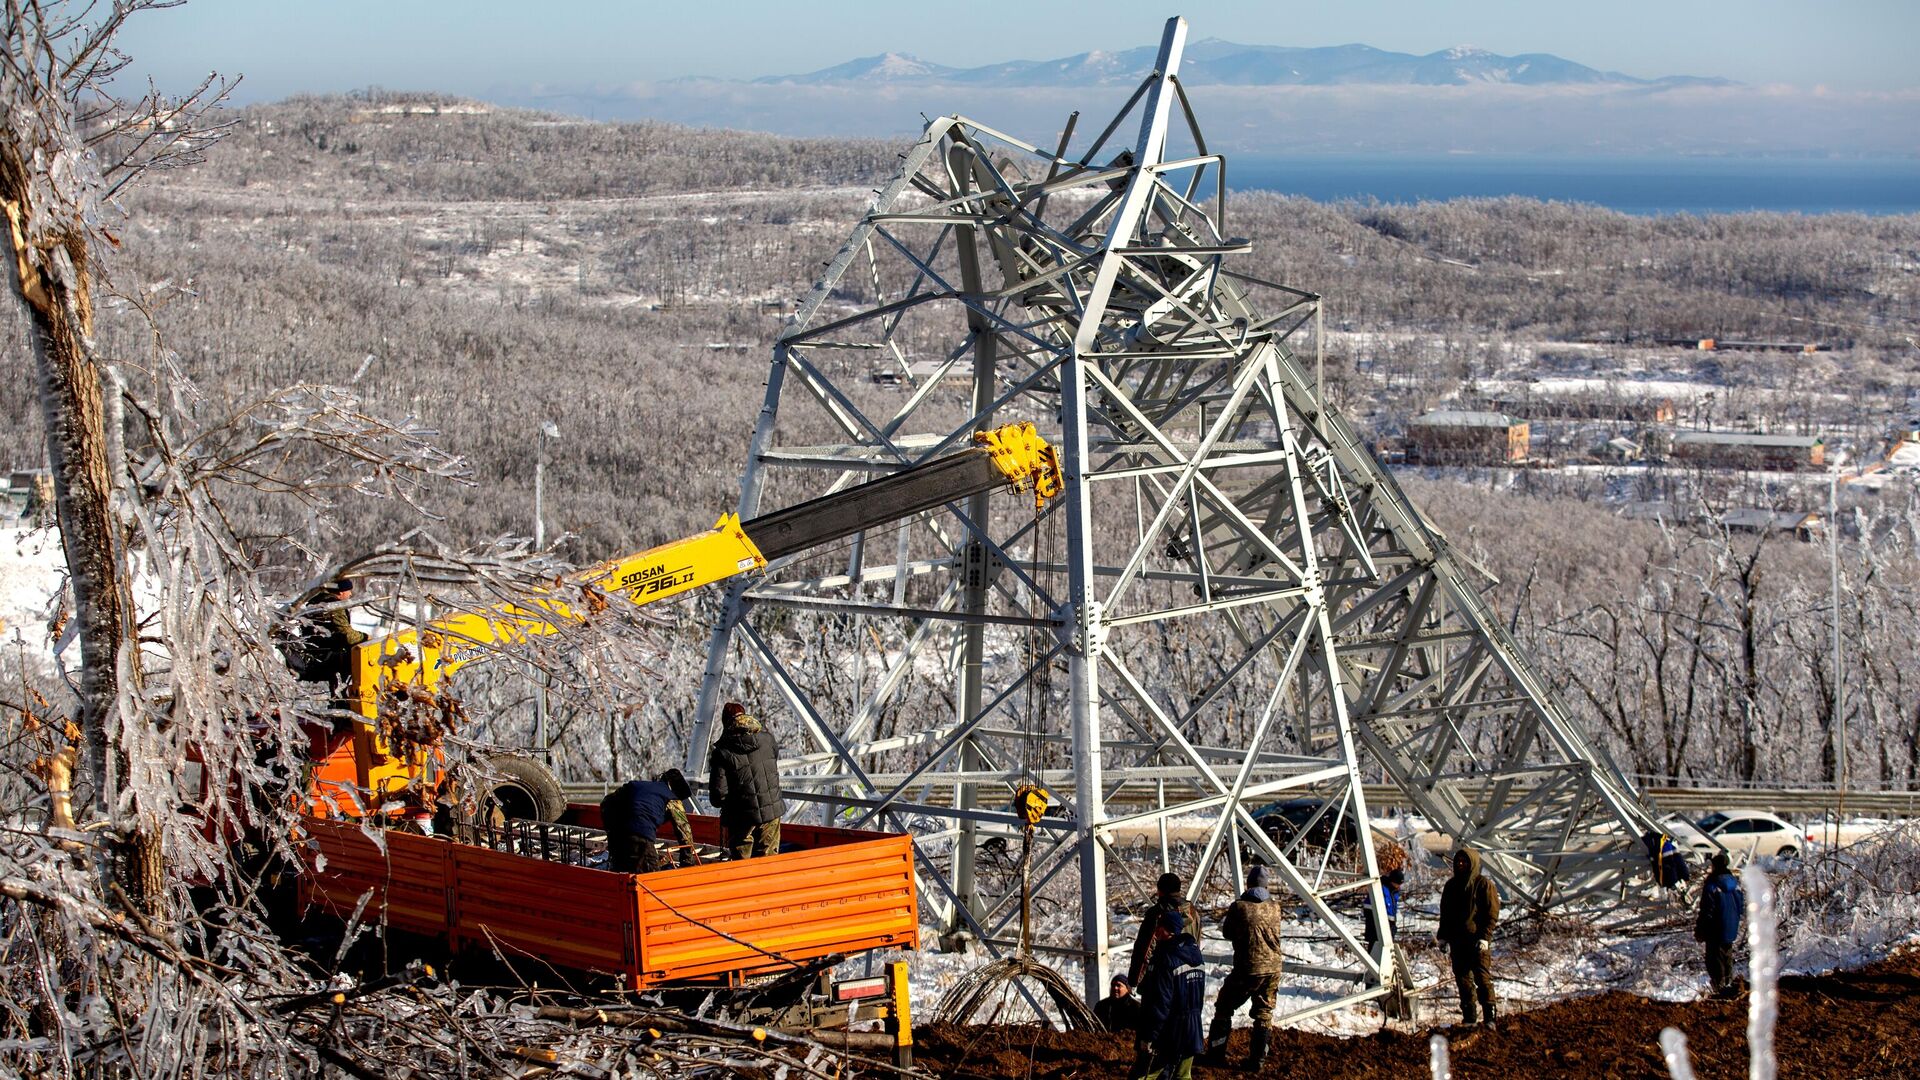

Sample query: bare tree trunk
[1,146,161,917]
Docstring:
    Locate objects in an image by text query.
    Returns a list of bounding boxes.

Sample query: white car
[1657,814,1717,856]
[1695,810,1808,860]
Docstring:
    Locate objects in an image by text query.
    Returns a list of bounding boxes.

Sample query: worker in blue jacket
[1364,866,1405,955]
[1694,852,1745,998]
[600,770,697,873]
[1132,909,1206,1080]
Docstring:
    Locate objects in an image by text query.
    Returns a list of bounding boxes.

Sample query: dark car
[1252,798,1360,853]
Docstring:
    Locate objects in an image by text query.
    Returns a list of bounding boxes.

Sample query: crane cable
[1011,486,1053,955]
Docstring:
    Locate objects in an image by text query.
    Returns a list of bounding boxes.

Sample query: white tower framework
[690,17,1663,1010]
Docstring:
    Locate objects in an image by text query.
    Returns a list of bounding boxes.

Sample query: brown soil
[916,948,1920,1079]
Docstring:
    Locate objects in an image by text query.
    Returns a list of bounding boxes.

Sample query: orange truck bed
[298,806,918,987]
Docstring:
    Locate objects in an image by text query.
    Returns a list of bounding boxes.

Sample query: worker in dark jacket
[600,770,698,873]
[1094,974,1142,1034]
[1695,851,1745,998]
[1205,865,1284,1069]
[292,579,366,709]
[1131,910,1205,1080]
[1126,873,1200,1079]
[1129,872,1203,985]
[708,702,786,859]
[1436,847,1501,1028]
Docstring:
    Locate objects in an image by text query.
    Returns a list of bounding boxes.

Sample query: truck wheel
[483,755,567,822]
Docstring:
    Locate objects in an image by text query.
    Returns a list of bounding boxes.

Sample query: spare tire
[482,754,567,822]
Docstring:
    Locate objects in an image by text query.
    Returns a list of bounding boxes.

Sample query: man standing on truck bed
[708,702,785,859]
[289,578,366,714]
[601,770,699,873]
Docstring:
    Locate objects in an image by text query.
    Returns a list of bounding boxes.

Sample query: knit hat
[659,768,692,801]
[722,701,747,722]
[1246,865,1270,889]
[1710,851,1731,872]
[1159,909,1186,934]
[1156,871,1182,896]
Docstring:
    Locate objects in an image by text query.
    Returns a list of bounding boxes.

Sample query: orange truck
[290,424,1065,1064]
[299,808,921,1059]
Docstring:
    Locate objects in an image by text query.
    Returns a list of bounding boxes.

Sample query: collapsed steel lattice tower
[690,16,1661,1010]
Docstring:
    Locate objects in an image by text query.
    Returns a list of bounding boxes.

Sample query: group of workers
[1100,867,1289,1079]
[292,585,1753,1038]
[1097,850,1484,1078]
[1102,865,1412,1077]
[599,701,787,868]
[1102,843,1751,1075]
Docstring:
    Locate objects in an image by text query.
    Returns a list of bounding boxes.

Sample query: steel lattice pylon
[688,17,1663,1010]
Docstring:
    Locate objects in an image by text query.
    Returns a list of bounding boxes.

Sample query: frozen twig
[1660,1026,1698,1080]
[1743,862,1777,1080]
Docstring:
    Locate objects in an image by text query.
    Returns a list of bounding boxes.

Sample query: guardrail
[1630,786,1920,818]
[560,781,1920,819]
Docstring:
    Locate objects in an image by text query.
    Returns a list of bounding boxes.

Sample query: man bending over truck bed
[709,702,786,859]
[601,770,698,873]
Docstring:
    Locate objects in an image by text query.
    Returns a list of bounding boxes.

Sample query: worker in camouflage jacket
[708,702,786,859]
[1204,865,1285,1069]
[290,578,367,717]
[1436,847,1502,1028]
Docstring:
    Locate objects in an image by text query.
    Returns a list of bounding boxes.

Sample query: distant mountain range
[749,39,1734,89]
[486,35,1912,157]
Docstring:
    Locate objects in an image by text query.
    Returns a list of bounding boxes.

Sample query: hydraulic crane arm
[346,423,1061,718]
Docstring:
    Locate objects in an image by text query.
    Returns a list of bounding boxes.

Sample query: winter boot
[1245,1027,1269,1071]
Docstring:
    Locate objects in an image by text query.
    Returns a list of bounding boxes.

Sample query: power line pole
[1829,467,1847,793]
[534,420,560,756]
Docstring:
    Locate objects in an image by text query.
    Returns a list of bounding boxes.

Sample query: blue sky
[116,0,1919,103]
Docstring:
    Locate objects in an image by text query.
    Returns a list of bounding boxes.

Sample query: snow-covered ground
[857,823,1920,1037]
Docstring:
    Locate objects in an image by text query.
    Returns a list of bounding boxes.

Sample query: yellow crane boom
[322,423,1062,810]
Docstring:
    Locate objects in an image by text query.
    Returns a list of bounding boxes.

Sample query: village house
[1668,431,1824,470]
[1407,410,1529,465]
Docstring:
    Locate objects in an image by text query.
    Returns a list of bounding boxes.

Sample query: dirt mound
[917,948,1920,1079]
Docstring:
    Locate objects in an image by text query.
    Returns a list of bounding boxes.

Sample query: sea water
[1220,154,1920,216]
